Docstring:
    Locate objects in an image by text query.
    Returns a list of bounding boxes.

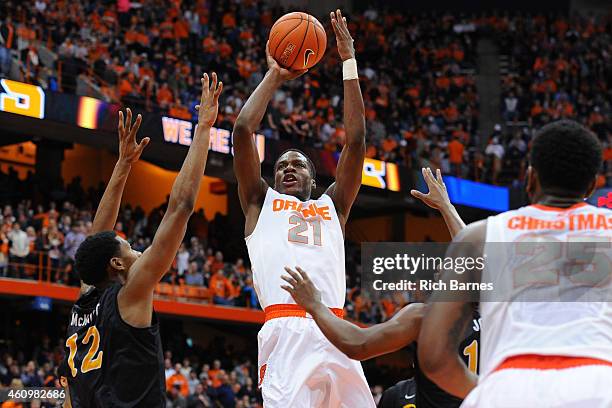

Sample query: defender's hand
[411,168,452,210]
[117,108,149,164]
[281,266,322,313]
[266,41,308,82]
[195,72,223,127]
[330,9,355,61]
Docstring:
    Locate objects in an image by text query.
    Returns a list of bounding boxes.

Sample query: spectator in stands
[187,382,213,408]
[211,251,225,274]
[20,361,42,387]
[0,16,14,76]
[188,370,200,395]
[165,358,175,380]
[185,261,204,286]
[209,268,235,306]
[167,363,190,397]
[210,371,236,408]
[503,91,519,123]
[485,136,505,184]
[176,243,190,279]
[7,222,28,278]
[208,360,223,389]
[239,276,258,309]
[167,383,188,408]
[448,134,465,177]
[0,230,8,276]
[63,222,85,261]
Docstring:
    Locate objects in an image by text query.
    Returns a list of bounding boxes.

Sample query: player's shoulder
[453,219,487,244]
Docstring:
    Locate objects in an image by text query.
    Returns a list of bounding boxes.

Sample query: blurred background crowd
[0,1,609,187]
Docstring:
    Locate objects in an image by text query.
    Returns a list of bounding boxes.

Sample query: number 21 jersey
[246,188,346,309]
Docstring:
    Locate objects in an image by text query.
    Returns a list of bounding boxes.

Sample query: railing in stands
[2,250,215,303]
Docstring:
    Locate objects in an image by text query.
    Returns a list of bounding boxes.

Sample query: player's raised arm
[417,221,485,398]
[281,267,426,360]
[411,168,466,238]
[77,108,149,294]
[233,43,307,218]
[118,73,223,325]
[325,10,366,225]
[92,108,149,234]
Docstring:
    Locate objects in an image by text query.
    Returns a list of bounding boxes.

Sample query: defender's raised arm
[118,73,223,326]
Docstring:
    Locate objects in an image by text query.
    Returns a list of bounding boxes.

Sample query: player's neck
[534,194,585,209]
[95,280,114,290]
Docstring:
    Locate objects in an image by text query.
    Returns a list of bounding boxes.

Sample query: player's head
[75,231,142,286]
[527,120,602,201]
[273,149,316,201]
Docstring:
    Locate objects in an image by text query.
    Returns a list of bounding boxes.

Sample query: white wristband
[342,58,358,81]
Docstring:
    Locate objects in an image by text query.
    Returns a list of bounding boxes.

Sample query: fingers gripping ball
[269,12,327,70]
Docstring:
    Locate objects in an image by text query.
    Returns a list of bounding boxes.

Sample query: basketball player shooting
[418,120,612,407]
[232,9,376,408]
[60,73,222,407]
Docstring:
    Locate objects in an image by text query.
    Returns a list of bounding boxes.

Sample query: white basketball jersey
[245,188,346,309]
[480,202,612,378]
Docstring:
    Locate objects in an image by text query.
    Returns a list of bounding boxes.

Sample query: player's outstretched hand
[411,168,452,210]
[281,266,322,313]
[330,9,355,61]
[265,41,308,82]
[117,108,149,164]
[195,72,223,127]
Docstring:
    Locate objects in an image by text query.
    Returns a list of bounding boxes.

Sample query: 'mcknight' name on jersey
[70,303,101,327]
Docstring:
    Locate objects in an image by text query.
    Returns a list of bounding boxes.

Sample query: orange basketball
[268,12,327,70]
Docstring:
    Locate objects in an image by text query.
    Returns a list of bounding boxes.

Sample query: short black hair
[75,231,121,285]
[530,120,602,195]
[274,148,316,179]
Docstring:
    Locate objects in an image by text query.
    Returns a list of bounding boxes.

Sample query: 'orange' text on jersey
[272,199,332,220]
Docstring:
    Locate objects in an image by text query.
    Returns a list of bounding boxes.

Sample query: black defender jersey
[61,283,165,407]
[413,310,480,408]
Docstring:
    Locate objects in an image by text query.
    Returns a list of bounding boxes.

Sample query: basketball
[269,12,327,70]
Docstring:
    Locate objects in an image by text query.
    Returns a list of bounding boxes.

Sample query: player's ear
[311,178,316,190]
[109,256,126,271]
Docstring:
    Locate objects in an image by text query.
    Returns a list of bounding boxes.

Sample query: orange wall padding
[62,144,227,217]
